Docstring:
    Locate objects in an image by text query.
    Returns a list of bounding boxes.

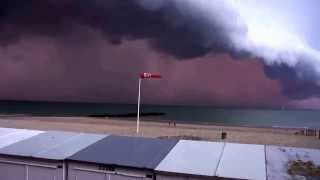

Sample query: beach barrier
[304,128,317,136]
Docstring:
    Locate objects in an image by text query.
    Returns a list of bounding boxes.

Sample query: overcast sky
[0,0,320,109]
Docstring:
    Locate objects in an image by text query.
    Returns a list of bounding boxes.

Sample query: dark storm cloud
[0,0,245,59]
[264,63,320,99]
[0,37,287,107]
[0,0,320,100]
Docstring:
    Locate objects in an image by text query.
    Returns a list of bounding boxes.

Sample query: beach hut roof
[68,135,179,169]
[156,140,224,177]
[216,143,266,180]
[0,127,43,149]
[0,131,106,160]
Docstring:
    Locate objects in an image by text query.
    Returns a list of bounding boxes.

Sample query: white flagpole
[137,78,142,134]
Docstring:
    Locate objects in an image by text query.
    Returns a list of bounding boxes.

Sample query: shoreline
[0,114,313,130]
[0,116,319,149]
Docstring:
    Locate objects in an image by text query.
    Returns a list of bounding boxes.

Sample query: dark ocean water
[1,101,320,128]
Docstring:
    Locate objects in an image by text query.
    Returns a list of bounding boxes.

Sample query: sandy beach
[0,116,319,149]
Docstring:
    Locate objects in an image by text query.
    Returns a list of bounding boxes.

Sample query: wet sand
[0,116,319,149]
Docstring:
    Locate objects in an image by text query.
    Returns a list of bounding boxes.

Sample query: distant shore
[0,116,319,149]
[0,113,316,130]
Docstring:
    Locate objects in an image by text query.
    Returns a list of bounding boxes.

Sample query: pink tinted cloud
[0,31,303,108]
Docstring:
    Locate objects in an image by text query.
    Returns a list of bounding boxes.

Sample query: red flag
[140,72,162,79]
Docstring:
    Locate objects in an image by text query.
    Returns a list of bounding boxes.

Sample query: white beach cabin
[0,130,106,180]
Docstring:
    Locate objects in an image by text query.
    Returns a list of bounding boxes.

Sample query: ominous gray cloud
[0,36,287,107]
[0,0,247,59]
[0,0,320,102]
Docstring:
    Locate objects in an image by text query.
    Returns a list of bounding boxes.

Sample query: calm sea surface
[1,101,320,128]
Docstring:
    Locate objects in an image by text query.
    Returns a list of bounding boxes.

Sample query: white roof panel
[0,128,19,137]
[216,143,266,180]
[156,140,224,177]
[0,128,43,149]
[266,146,320,180]
[0,131,107,160]
[37,133,107,160]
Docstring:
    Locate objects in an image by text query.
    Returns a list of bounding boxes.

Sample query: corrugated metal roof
[0,131,107,160]
[0,128,43,149]
[216,143,266,180]
[266,145,320,180]
[156,140,224,177]
[68,135,179,169]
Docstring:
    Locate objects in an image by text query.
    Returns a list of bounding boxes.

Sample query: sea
[1,101,320,128]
